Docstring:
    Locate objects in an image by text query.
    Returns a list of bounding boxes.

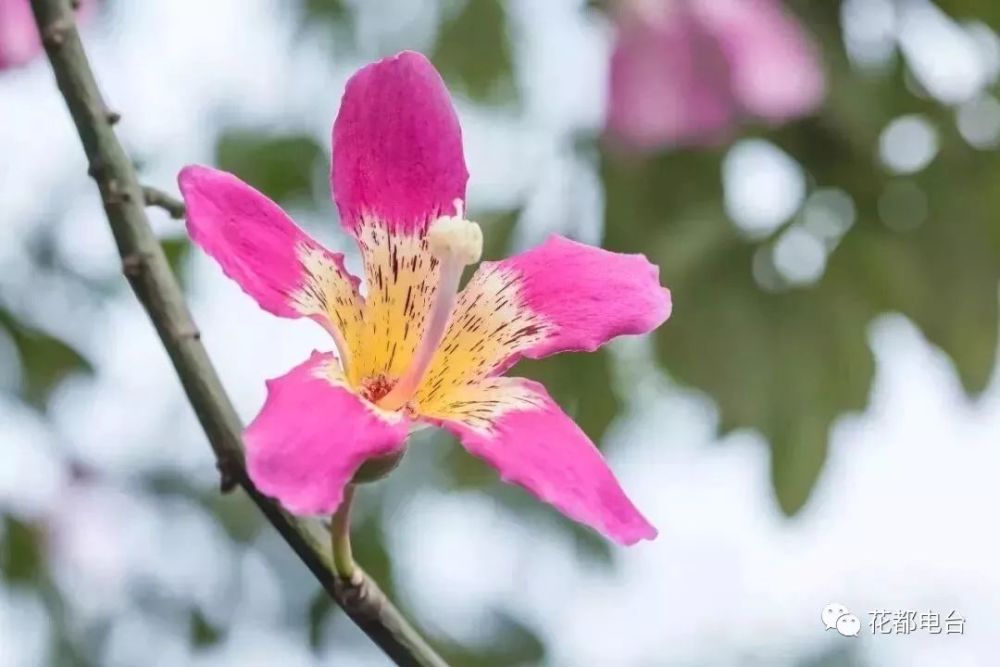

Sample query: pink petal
[607,1,735,150]
[0,0,92,70]
[178,165,364,326]
[429,378,656,545]
[692,0,824,121]
[246,352,410,515]
[496,235,671,361]
[331,51,468,234]
[413,235,670,403]
[0,0,46,69]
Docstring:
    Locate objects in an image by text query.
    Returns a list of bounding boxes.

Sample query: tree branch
[29,2,448,665]
[142,185,186,219]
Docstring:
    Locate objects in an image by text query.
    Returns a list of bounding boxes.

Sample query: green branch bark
[141,185,186,219]
[29,2,448,665]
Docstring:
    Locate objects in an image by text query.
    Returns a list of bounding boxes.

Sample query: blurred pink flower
[179,52,671,545]
[0,0,91,70]
[607,0,825,151]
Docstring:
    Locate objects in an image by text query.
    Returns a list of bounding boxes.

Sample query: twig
[29,2,449,665]
[142,184,186,219]
[331,485,359,581]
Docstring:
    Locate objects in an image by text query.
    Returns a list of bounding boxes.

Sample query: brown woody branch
[142,185,186,219]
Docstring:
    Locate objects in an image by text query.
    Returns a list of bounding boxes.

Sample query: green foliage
[189,607,223,647]
[300,0,355,54]
[303,0,349,23]
[596,0,1000,514]
[0,309,92,410]
[431,0,518,105]
[307,591,335,650]
[351,506,395,593]
[602,93,1000,515]
[477,208,521,263]
[437,612,545,667]
[143,471,264,544]
[160,236,192,286]
[215,131,326,207]
[938,0,1000,26]
[518,350,622,450]
[0,517,44,585]
[796,643,871,667]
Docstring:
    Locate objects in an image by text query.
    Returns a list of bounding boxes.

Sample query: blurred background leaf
[603,134,999,513]
[188,607,223,648]
[303,0,349,24]
[0,517,44,585]
[300,0,354,53]
[600,6,1000,512]
[431,0,518,106]
[215,130,325,207]
[160,237,192,286]
[437,612,545,667]
[0,309,93,411]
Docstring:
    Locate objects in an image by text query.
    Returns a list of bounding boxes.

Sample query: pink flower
[607,0,824,151]
[0,0,92,70]
[179,52,671,546]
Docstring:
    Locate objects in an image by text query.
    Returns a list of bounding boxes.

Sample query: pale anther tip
[428,215,482,266]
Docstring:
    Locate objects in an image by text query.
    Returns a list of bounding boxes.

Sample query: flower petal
[0,0,92,70]
[607,2,735,150]
[425,377,656,545]
[693,0,824,121]
[328,52,468,386]
[414,235,670,408]
[0,0,41,69]
[346,221,441,386]
[503,236,672,357]
[179,165,365,358]
[245,352,410,515]
[331,50,468,235]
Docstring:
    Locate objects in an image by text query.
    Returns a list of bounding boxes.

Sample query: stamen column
[378,202,481,411]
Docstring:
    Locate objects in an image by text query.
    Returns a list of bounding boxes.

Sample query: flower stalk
[376,207,481,411]
[330,484,359,582]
